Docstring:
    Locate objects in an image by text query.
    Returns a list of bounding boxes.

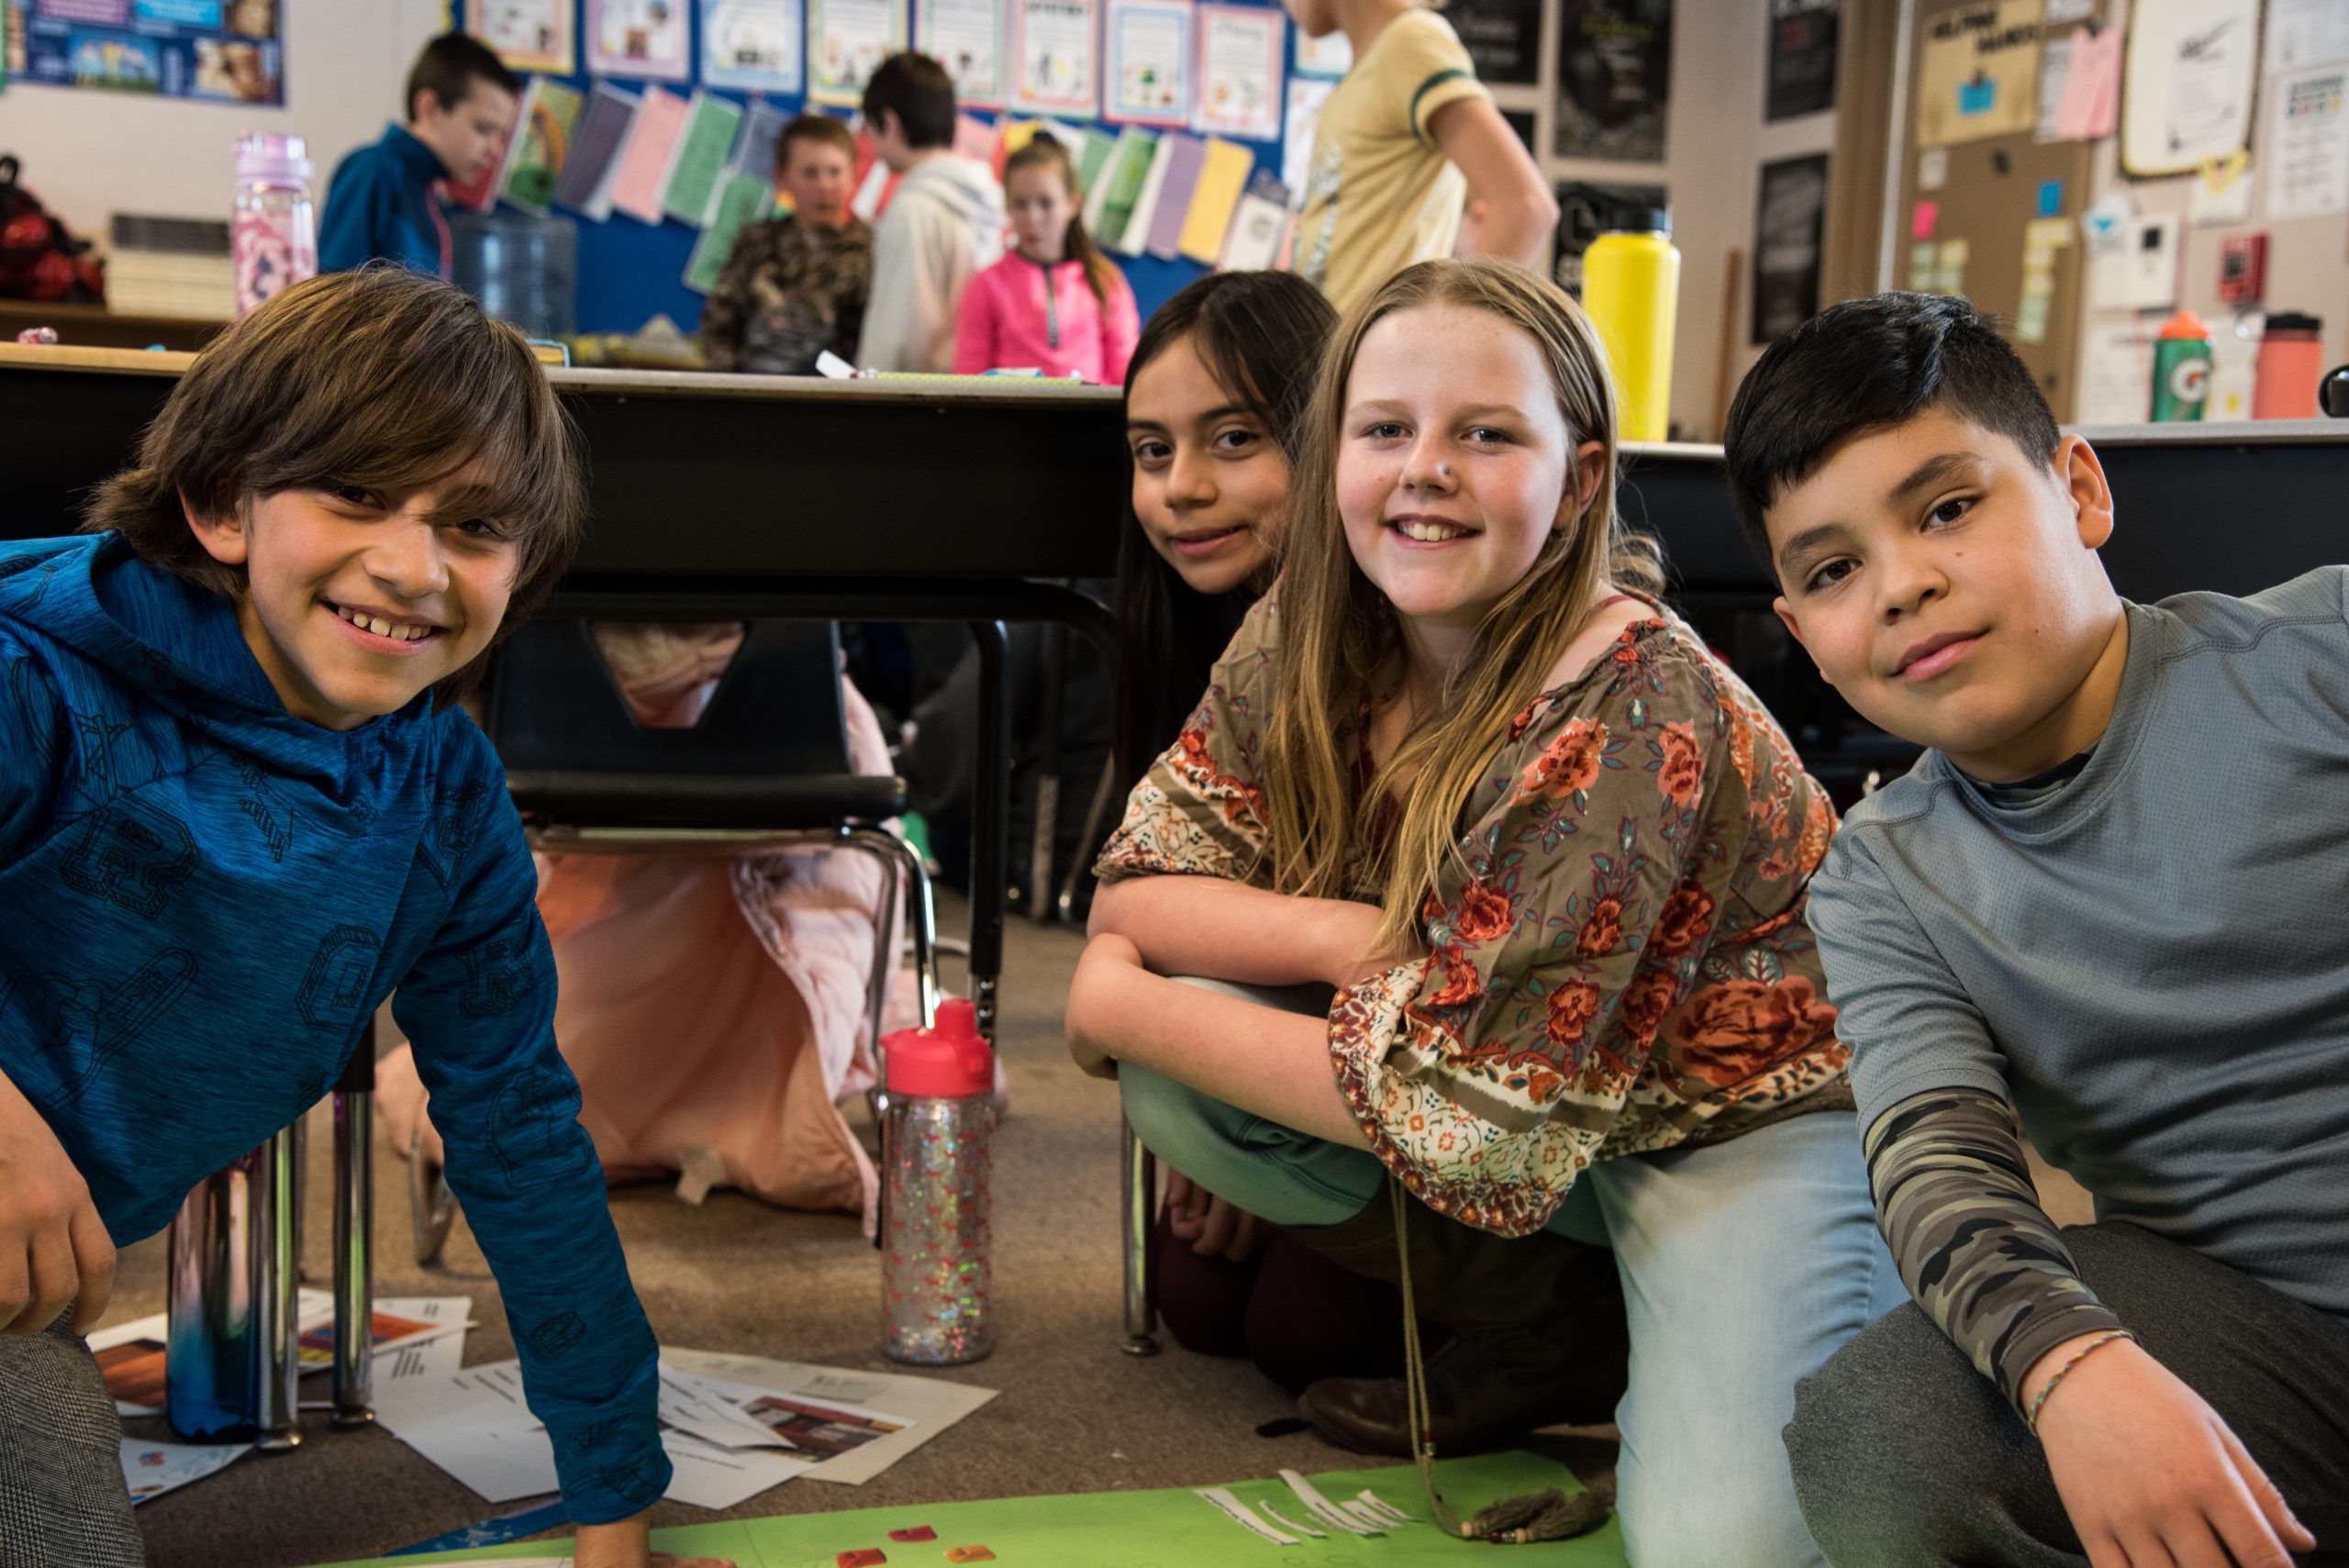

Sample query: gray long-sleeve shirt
[1809,567,2349,1396]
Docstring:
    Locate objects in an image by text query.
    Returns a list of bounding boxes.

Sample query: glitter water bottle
[231,132,316,318]
[882,998,995,1365]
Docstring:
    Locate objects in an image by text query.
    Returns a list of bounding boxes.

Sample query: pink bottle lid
[884,998,993,1097]
[236,132,312,184]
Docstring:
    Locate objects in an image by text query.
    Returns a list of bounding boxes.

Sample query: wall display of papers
[589,0,693,79]
[477,0,578,73]
[2120,0,2258,175]
[1010,0,1101,116]
[499,77,587,213]
[1765,0,1837,121]
[1554,0,1671,161]
[17,0,284,103]
[1106,0,1191,125]
[919,0,1008,108]
[809,0,907,103]
[1292,25,1349,77]
[1195,3,1279,139]
[1912,0,2041,148]
[701,0,805,92]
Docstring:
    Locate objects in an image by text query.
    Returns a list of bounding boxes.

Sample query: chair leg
[330,1029,375,1429]
[1120,1116,1160,1356]
[847,827,943,1251]
[1056,754,1121,925]
[251,1124,303,1450]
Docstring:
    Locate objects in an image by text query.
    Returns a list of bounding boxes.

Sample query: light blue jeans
[1122,984,1908,1568]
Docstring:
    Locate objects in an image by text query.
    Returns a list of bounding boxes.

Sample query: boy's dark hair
[1722,292,2062,569]
[777,111,857,170]
[83,266,584,703]
[405,31,521,123]
[861,52,956,149]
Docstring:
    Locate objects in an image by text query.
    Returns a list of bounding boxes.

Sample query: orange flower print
[1726,703,1757,790]
[1427,945,1483,1008]
[1656,722,1704,807]
[1516,718,1608,802]
[1797,789,1834,878]
[1669,976,1839,1087]
[1545,981,1602,1051]
[1651,885,1715,955]
[1617,968,1679,1046]
[1575,895,1624,957]
[1453,879,1517,943]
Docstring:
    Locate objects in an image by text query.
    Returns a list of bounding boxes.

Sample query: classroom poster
[918,0,1007,108]
[498,77,586,215]
[1912,0,2041,148]
[1194,4,1279,139]
[553,81,640,218]
[2266,0,2349,75]
[474,0,574,73]
[1751,152,1826,343]
[1553,0,1671,161]
[609,81,692,221]
[701,0,805,93]
[17,0,282,101]
[810,0,906,104]
[2266,65,2349,221]
[2119,0,2256,175]
[1443,0,1541,87]
[1105,0,1191,126]
[1281,73,1332,196]
[662,90,746,222]
[730,98,794,175]
[1010,0,1100,117]
[589,0,693,81]
[1291,26,1348,77]
[1765,0,1836,121]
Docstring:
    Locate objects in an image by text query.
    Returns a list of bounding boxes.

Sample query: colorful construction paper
[607,82,691,223]
[1143,130,1207,257]
[662,91,747,224]
[496,77,584,215]
[1175,134,1250,261]
[552,81,640,218]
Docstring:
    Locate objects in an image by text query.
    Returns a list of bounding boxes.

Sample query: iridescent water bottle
[882,998,995,1365]
[232,132,315,317]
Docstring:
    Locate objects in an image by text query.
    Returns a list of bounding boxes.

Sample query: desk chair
[407,617,941,1262]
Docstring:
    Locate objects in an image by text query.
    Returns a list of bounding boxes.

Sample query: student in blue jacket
[0,270,689,1568]
[318,32,518,278]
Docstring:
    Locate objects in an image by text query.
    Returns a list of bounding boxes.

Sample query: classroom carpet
[307,1452,1629,1567]
[108,895,1617,1568]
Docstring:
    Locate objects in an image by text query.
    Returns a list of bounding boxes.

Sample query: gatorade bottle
[2150,309,2213,422]
[1576,196,1680,443]
[880,998,996,1365]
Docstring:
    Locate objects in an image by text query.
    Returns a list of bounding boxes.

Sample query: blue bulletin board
[455,0,1311,336]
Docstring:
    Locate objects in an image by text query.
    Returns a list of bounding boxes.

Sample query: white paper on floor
[660,1347,994,1486]
[658,1428,813,1508]
[656,1362,797,1450]
[119,1437,250,1505]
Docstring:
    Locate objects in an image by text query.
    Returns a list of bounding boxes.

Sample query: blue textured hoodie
[0,535,667,1523]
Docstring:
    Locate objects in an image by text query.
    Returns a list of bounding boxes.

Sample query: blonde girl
[953,136,1138,383]
[1067,259,1901,1565]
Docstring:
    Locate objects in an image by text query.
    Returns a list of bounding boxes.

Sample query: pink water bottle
[880,998,995,1365]
[233,132,316,317]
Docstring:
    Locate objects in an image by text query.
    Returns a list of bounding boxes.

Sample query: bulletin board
[1893,0,2099,421]
[454,0,1304,335]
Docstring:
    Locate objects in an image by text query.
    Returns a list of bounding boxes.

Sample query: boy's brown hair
[406,30,521,122]
[83,265,585,700]
[776,111,857,171]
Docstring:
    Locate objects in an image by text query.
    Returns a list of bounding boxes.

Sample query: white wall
[0,2,448,246]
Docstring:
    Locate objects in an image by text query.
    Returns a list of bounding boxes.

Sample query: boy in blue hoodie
[318,32,519,278]
[0,269,674,1567]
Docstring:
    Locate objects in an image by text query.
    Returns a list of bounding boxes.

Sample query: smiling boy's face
[1765,406,2130,784]
[186,480,518,729]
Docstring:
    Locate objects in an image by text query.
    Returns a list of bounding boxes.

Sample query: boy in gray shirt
[1721,293,2347,1567]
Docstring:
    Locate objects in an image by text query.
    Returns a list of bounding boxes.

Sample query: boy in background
[319,31,519,278]
[1724,293,2348,1566]
[0,270,683,1568]
[852,52,1004,373]
[701,113,874,375]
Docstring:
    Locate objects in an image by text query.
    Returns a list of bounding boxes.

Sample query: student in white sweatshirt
[854,53,1006,373]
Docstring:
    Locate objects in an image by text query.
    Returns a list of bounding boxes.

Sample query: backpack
[0,155,106,305]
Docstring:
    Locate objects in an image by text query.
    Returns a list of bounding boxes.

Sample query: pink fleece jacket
[952,250,1140,384]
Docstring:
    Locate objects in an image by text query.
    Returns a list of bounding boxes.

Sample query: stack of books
[106,214,233,320]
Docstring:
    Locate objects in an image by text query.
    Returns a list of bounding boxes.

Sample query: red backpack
[0,155,106,305]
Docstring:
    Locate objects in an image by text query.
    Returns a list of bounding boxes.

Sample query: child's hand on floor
[1164,1170,1270,1262]
[2030,1335,2314,1568]
[0,1065,115,1336]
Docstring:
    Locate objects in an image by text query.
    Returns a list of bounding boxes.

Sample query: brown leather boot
[1285,1197,1628,1457]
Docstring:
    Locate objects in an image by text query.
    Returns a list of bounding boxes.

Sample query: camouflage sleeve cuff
[1865,1087,2124,1410]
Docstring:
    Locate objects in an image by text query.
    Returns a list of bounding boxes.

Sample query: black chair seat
[507,769,911,831]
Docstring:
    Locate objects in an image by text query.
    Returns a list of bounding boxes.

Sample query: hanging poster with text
[19,0,283,101]
[702,0,805,93]
[1765,0,1837,121]
[1752,151,1827,342]
[1106,0,1191,126]
[810,0,907,104]
[1292,26,1349,77]
[1913,0,2041,147]
[1011,0,1100,117]
[1553,0,1672,161]
[589,0,693,81]
[474,0,575,74]
[2120,0,2256,175]
[1194,4,1280,139]
[918,0,1008,107]
[1443,0,1541,87]
[2266,64,2349,221]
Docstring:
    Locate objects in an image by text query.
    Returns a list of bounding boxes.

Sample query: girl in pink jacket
[954,136,1139,383]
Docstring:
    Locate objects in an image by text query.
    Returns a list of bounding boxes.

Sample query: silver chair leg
[1056,755,1120,924]
[330,1086,374,1428]
[251,1126,303,1451]
[846,826,944,1251]
[1120,1117,1159,1356]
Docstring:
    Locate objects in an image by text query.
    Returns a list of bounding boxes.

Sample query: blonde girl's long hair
[1005,136,1119,304]
[1263,258,1664,953]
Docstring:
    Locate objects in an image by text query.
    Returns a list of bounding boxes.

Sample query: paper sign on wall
[1106,0,1193,126]
[920,0,1008,108]
[811,0,907,105]
[1913,0,2043,147]
[590,0,693,81]
[2120,0,2257,175]
[703,0,807,94]
[1011,0,1102,116]
[2266,65,2349,221]
[1195,4,1282,139]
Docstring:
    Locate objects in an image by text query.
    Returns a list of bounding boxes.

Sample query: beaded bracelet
[2025,1330,2135,1436]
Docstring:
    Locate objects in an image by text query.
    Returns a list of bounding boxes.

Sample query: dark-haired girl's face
[1125,336,1287,597]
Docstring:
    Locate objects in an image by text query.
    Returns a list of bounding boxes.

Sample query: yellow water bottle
[1578,200,1680,443]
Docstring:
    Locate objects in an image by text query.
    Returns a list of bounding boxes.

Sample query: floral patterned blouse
[1095,591,1855,1237]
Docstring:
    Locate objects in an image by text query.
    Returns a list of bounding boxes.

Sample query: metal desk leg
[967,619,1008,1041]
[1120,1118,1159,1356]
[330,1030,375,1429]
[1028,621,1068,924]
[251,1126,303,1451]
